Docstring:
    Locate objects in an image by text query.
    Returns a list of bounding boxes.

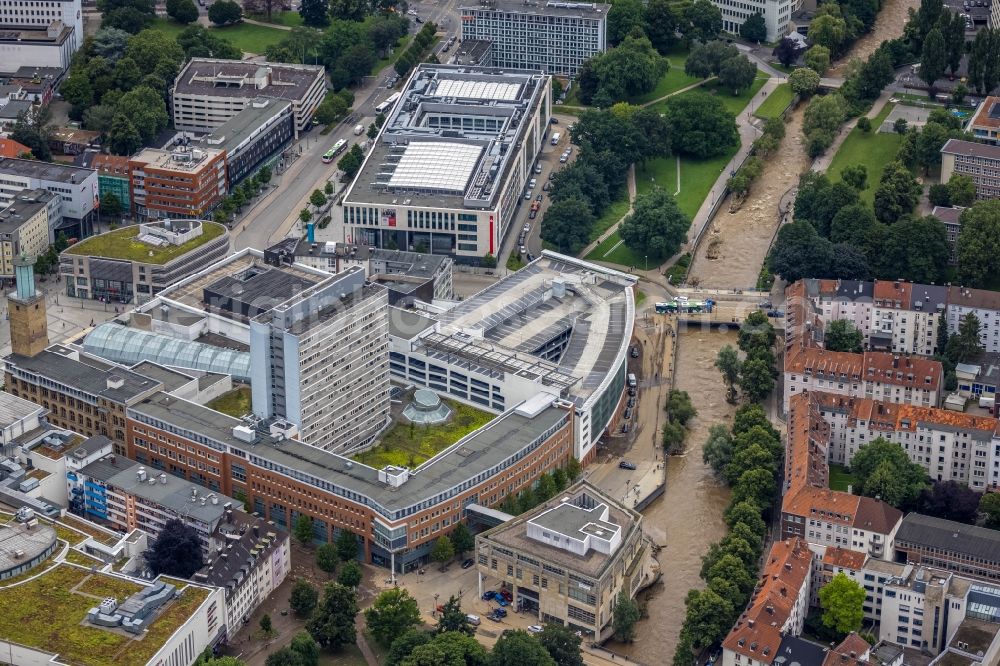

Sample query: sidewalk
[811,88,894,172]
[579,165,637,258]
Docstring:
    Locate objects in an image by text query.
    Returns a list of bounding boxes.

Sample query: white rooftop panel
[434,78,521,101]
[387,142,483,192]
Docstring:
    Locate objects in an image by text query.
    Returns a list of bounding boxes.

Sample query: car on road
[621,423,629,434]
[630,346,639,358]
[758,300,773,309]
[523,222,530,232]
[462,558,475,569]
[627,397,635,408]
[624,408,632,420]
[767,310,785,318]
[528,625,543,634]
[674,295,689,302]
[628,387,636,396]
[528,210,537,220]
[527,252,535,261]
[619,460,636,470]
[542,181,551,191]
[493,608,507,617]
[536,194,543,202]
[524,190,531,199]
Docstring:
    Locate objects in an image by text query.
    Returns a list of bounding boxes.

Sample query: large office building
[341,65,551,262]
[895,513,1000,582]
[87,153,132,217]
[714,0,796,43]
[458,0,609,76]
[474,481,651,639]
[171,59,326,136]
[0,157,98,240]
[0,22,75,71]
[941,138,1000,200]
[0,189,54,279]
[59,220,230,304]
[0,0,82,51]
[129,146,228,221]
[194,97,294,189]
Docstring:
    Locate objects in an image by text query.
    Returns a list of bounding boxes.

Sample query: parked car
[528,178,537,188]
[462,558,475,569]
[467,615,481,626]
[630,346,639,358]
[542,181,551,191]
[758,300,773,309]
[550,117,559,124]
[526,253,535,261]
[493,608,507,618]
[624,408,632,420]
[534,163,542,174]
[627,398,635,408]
[628,387,636,396]
[528,625,543,633]
[619,460,636,470]
[674,295,689,302]
[528,210,537,220]
[767,310,785,318]
[536,194,543,202]
[524,190,532,199]
[621,423,629,434]
[523,222,530,232]
[559,154,568,163]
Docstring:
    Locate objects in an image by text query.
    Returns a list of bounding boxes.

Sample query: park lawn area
[659,72,769,117]
[66,222,226,264]
[207,386,252,417]
[629,59,702,105]
[251,10,304,27]
[0,565,208,666]
[353,400,494,469]
[212,21,288,53]
[637,150,735,219]
[829,464,860,492]
[584,230,644,268]
[826,105,903,204]
[148,17,188,41]
[590,194,631,241]
[372,35,414,75]
[754,83,793,119]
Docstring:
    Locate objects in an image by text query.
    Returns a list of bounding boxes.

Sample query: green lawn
[353,400,494,469]
[637,150,734,219]
[149,17,188,40]
[754,83,793,120]
[826,104,903,204]
[206,386,252,417]
[66,222,226,264]
[829,464,860,492]
[248,10,303,27]
[656,73,769,117]
[211,22,288,53]
[590,194,632,241]
[629,59,702,105]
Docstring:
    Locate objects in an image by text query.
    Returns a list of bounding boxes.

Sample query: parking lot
[943,0,991,29]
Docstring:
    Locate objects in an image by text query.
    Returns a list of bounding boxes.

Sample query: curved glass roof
[83,323,251,382]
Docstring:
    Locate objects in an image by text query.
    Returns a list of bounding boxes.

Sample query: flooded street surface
[687,107,809,290]
[829,0,920,76]
[612,327,735,663]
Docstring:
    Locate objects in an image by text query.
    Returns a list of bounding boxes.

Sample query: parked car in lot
[542,181,551,191]
[536,194,543,202]
[624,408,632,420]
[621,423,629,434]
[758,300,773,309]
[523,222,530,233]
[528,178,537,188]
[528,625,543,633]
[630,346,639,358]
[767,310,785,318]
[534,163,542,174]
[528,210,537,220]
[524,190,531,199]
[462,558,475,569]
[619,460,636,470]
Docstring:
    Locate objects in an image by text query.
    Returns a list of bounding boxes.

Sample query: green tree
[299,208,313,225]
[290,577,319,617]
[437,595,473,635]
[404,631,487,666]
[947,174,976,207]
[715,345,741,401]
[703,424,733,476]
[567,457,582,481]
[645,0,679,54]
[825,319,864,352]
[840,164,868,191]
[740,12,767,42]
[684,40,739,78]
[536,473,557,502]
[880,214,950,284]
[725,500,767,535]
[538,624,584,666]
[366,588,422,645]
[100,192,123,219]
[607,0,645,45]
[310,189,328,208]
[731,467,778,508]
[338,559,362,588]
[612,591,641,642]
[919,27,946,87]
[208,0,242,24]
[718,55,757,95]
[738,357,774,403]
[577,36,668,106]
[290,632,320,666]
[979,492,1000,528]
[874,161,921,224]
[681,588,735,649]
[619,187,689,261]
[946,312,983,364]
[387,630,432,666]
[666,389,697,425]
[316,542,338,573]
[851,437,929,507]
[450,523,474,557]
[294,514,314,546]
[804,45,831,74]
[819,573,866,635]
[665,93,738,159]
[60,73,93,120]
[308,583,358,650]
[431,535,455,568]
[491,630,556,666]
[662,420,687,454]
[789,67,821,97]
[724,442,777,485]
[738,310,776,353]
[166,0,199,23]
[336,529,358,561]
[956,201,1000,287]
[682,0,723,43]
[541,198,595,255]
[260,613,273,634]
[808,13,848,54]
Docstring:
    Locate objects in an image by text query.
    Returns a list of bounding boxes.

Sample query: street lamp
[644,255,648,272]
[434,593,439,617]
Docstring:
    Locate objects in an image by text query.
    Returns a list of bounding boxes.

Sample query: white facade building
[712,0,797,43]
[0,157,97,240]
[0,0,81,48]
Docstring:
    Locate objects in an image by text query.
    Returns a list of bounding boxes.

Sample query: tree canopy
[956,201,1000,288]
[618,187,690,261]
[824,319,864,353]
[144,519,204,577]
[850,438,930,508]
[665,92,739,158]
[819,573,866,635]
[365,588,422,645]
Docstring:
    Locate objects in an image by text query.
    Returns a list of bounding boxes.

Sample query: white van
[550,132,561,146]
[466,614,481,626]
[627,373,637,388]
[354,124,364,135]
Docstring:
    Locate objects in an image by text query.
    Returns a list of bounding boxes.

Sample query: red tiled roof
[861,352,942,392]
[823,547,867,570]
[91,154,131,177]
[873,280,911,309]
[822,633,872,666]
[0,137,31,159]
[722,539,813,664]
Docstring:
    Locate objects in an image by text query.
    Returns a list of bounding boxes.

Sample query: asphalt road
[231,0,464,251]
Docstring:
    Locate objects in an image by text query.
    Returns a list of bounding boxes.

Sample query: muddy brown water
[828,0,920,76]
[687,107,809,290]
[609,327,736,664]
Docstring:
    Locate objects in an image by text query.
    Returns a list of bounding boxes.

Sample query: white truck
[550,131,561,146]
[354,124,365,136]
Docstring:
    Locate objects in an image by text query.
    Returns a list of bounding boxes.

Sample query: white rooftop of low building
[434,78,521,101]
[386,142,483,192]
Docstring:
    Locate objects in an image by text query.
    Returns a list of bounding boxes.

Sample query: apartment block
[475,480,649,640]
[458,0,609,76]
[969,96,1000,145]
[0,188,53,279]
[713,0,797,43]
[932,205,964,263]
[194,97,294,189]
[129,146,228,221]
[895,513,1000,583]
[941,138,1000,200]
[172,59,325,135]
[947,285,1000,354]
[0,157,98,241]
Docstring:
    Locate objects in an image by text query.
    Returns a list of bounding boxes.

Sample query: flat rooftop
[132,146,223,173]
[0,188,52,234]
[64,222,227,265]
[897,513,1000,564]
[129,390,570,520]
[479,481,642,579]
[423,252,635,404]
[344,64,548,210]
[196,97,292,155]
[460,0,611,18]
[0,389,44,429]
[0,522,55,572]
[0,156,95,184]
[78,455,237,525]
[174,59,324,102]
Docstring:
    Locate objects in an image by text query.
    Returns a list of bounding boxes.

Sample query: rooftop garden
[56,515,121,546]
[0,564,209,666]
[206,386,252,417]
[65,222,226,265]
[353,399,494,469]
[64,549,104,568]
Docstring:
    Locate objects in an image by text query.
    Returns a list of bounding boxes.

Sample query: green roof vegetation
[64,549,104,568]
[353,399,494,469]
[0,564,208,666]
[206,386,252,417]
[65,222,226,265]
